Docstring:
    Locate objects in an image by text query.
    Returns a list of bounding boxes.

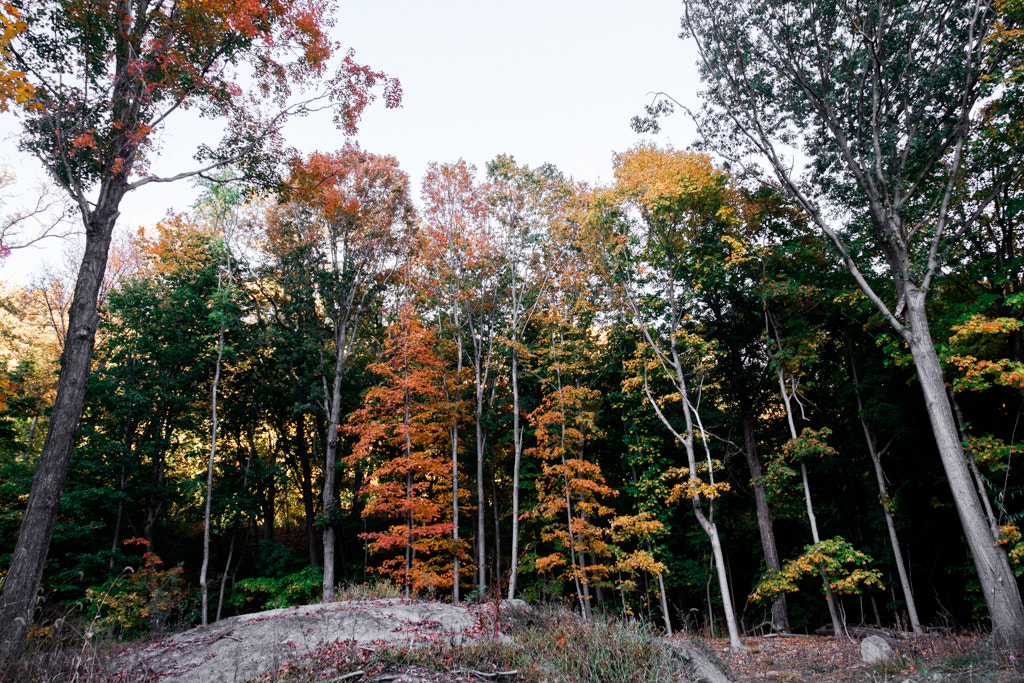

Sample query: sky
[0,0,701,284]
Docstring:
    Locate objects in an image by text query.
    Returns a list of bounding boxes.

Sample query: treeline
[1,140,1021,642]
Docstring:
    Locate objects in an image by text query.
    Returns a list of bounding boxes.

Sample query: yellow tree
[589,143,745,650]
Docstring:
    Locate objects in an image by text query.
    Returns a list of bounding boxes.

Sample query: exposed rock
[110,598,502,682]
[861,634,895,664]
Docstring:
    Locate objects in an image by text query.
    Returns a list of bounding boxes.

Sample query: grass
[247,606,716,682]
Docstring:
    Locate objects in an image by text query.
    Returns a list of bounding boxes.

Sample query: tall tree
[592,144,745,649]
[418,160,488,602]
[672,0,1024,647]
[487,155,565,599]
[274,145,413,600]
[0,0,400,658]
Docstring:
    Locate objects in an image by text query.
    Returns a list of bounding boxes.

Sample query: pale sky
[0,0,700,284]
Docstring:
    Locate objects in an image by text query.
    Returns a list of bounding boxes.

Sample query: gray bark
[741,409,789,632]
[0,198,122,662]
[904,291,1024,647]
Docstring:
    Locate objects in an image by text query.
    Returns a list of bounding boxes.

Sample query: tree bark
[507,341,523,599]
[904,291,1024,648]
[322,360,345,602]
[0,201,121,662]
[741,409,789,632]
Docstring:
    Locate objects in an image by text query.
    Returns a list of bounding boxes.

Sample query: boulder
[861,634,894,664]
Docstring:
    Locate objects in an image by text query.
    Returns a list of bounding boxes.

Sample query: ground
[7,600,1024,682]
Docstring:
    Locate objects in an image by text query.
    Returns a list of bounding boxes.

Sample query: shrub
[230,565,324,613]
[85,540,188,639]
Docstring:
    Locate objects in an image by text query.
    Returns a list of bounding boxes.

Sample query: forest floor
[713,631,1021,682]
[4,600,1023,682]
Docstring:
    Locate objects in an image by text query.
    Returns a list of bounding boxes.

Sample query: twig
[329,671,365,682]
[467,668,520,678]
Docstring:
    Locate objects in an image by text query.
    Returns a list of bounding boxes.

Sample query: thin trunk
[655,553,673,635]
[109,465,127,569]
[449,328,463,604]
[641,358,743,650]
[216,531,235,623]
[507,340,523,599]
[775,360,844,636]
[200,273,227,627]
[741,409,789,632]
[847,348,922,634]
[490,447,502,587]
[475,359,487,595]
[451,418,460,603]
[904,292,1024,648]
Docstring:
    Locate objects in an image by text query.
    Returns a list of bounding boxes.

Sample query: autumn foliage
[347,305,458,593]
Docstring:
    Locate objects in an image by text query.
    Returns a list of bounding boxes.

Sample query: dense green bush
[230,565,323,613]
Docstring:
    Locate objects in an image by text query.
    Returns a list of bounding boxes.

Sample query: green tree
[0,0,400,657]
[675,0,1024,646]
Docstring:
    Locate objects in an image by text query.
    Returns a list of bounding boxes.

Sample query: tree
[195,181,245,626]
[487,155,565,599]
[672,0,1024,647]
[274,145,413,601]
[417,160,487,602]
[592,144,745,649]
[0,0,400,655]
[346,304,453,595]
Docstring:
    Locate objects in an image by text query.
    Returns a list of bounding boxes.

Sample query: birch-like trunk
[847,351,922,634]
[903,291,1024,647]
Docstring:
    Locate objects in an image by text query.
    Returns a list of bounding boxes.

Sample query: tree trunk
[741,409,789,632]
[775,363,844,636]
[322,364,344,602]
[200,293,227,626]
[475,361,487,596]
[0,202,120,663]
[903,291,1024,649]
[451,419,460,603]
[507,342,522,599]
[847,349,923,634]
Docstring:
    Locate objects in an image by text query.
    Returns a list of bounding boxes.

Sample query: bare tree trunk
[216,531,236,623]
[741,409,789,632]
[200,281,227,626]
[847,348,922,634]
[322,363,344,602]
[775,361,844,637]
[475,362,487,596]
[0,200,121,662]
[655,560,673,635]
[507,340,523,599]
[904,292,1024,648]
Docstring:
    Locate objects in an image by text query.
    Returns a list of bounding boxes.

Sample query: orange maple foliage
[346,305,458,593]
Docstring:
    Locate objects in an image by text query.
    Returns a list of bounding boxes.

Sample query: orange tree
[0,0,399,659]
[346,305,454,596]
